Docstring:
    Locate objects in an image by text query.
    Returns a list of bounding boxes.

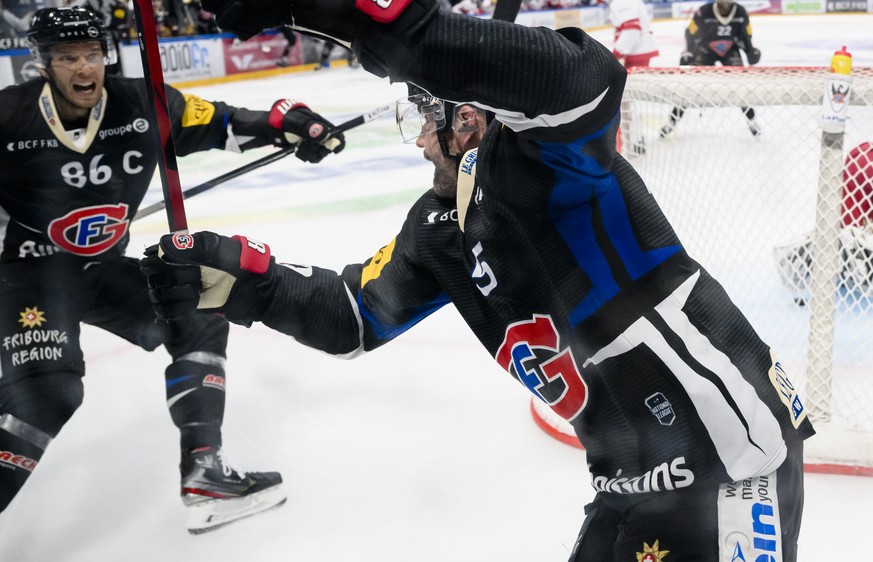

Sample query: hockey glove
[268,99,345,163]
[679,51,694,66]
[746,47,761,65]
[141,232,276,326]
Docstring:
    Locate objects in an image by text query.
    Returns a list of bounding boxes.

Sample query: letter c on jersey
[495,314,589,421]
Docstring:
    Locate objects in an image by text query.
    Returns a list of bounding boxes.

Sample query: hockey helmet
[396,83,487,158]
[27,6,117,69]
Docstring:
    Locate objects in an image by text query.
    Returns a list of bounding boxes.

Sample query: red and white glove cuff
[232,235,272,274]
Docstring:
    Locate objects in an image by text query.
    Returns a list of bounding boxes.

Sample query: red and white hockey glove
[268,99,346,163]
[141,231,276,326]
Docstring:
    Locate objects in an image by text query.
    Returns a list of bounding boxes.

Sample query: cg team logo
[495,314,588,422]
[172,233,194,250]
[47,204,129,256]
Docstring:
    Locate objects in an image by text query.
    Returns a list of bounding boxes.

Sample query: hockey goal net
[611,65,873,476]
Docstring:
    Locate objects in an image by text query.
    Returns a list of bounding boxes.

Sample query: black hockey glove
[746,47,761,65]
[679,51,694,66]
[268,99,345,163]
[140,232,276,326]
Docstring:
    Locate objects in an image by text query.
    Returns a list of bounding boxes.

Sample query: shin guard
[165,353,226,452]
[0,414,52,512]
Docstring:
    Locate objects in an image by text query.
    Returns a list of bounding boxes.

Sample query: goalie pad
[838,226,873,293]
[774,225,873,302]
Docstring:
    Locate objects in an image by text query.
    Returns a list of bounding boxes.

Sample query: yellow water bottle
[830,45,852,76]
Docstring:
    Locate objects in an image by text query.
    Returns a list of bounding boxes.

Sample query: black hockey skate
[748,118,762,137]
[180,447,286,534]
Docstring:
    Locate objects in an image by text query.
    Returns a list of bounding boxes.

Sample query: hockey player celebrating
[0,6,344,534]
[142,1,814,559]
[660,0,762,138]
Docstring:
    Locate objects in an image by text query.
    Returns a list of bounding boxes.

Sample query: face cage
[30,37,118,70]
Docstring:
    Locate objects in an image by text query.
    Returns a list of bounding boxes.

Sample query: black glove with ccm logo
[140,231,277,326]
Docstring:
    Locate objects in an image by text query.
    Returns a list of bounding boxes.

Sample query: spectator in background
[1,0,39,39]
[451,0,490,15]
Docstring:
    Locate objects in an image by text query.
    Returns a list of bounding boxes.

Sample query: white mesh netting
[620,66,873,473]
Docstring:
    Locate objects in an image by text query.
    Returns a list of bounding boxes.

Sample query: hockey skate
[658,122,675,139]
[180,447,286,534]
[748,118,761,137]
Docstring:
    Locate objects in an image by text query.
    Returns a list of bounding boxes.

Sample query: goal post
[619,66,873,475]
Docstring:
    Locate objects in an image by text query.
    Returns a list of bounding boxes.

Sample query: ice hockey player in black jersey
[660,0,762,138]
[0,6,344,534]
[141,0,814,559]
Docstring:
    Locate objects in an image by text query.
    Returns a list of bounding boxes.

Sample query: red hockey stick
[132,0,188,233]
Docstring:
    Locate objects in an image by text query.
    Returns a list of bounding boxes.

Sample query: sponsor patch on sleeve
[181,94,215,127]
[361,238,396,288]
[768,350,807,429]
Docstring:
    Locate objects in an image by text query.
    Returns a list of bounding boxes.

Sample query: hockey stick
[132,0,188,233]
[134,146,296,221]
[492,0,522,22]
[133,102,395,221]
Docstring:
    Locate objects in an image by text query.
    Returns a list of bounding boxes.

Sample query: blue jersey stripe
[541,115,680,326]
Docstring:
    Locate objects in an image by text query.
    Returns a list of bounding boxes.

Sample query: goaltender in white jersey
[608,0,659,67]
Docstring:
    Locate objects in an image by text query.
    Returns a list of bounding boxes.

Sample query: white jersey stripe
[474,88,610,133]
[583,271,786,481]
[655,271,786,479]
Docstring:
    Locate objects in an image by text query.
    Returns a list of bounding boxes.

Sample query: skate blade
[186,485,287,535]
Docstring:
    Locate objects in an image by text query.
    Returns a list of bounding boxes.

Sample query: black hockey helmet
[27,6,117,69]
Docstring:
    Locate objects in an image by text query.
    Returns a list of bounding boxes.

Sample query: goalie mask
[27,6,117,69]
[396,84,487,160]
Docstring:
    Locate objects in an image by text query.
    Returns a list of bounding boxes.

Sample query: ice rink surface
[1,13,872,561]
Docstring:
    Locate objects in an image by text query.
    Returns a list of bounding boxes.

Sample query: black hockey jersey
[687,1,754,58]
[0,76,272,263]
[258,13,814,493]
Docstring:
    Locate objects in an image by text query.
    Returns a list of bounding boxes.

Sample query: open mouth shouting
[73,82,97,95]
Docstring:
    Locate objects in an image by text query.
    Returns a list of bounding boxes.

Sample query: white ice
[1,14,872,561]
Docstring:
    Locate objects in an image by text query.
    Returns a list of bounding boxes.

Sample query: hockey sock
[165,354,227,452]
[0,414,52,512]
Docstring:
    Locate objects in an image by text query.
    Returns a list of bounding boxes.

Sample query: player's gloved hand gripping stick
[141,231,277,327]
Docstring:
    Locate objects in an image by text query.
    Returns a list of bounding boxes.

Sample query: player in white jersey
[608,0,658,68]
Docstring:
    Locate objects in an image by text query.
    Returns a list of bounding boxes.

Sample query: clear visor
[396,93,487,143]
[396,93,446,143]
[30,38,117,70]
